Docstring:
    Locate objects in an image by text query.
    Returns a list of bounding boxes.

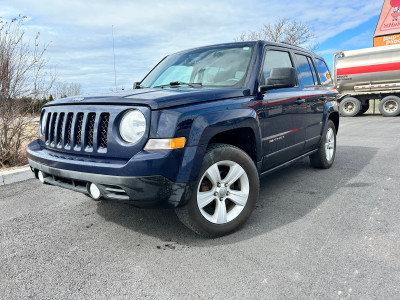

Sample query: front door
[260,48,306,171]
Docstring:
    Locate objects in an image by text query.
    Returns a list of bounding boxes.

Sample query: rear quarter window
[315,58,333,86]
[294,54,316,86]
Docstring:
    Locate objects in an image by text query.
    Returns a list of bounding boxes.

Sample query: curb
[0,167,34,186]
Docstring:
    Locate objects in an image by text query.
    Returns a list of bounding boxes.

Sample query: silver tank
[334,44,400,96]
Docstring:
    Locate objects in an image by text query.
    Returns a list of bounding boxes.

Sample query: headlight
[144,138,186,150]
[40,110,47,136]
[119,110,146,143]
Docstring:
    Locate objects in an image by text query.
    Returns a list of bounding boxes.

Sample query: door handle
[295,98,305,104]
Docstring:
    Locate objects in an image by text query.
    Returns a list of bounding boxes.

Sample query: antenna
[112,25,117,91]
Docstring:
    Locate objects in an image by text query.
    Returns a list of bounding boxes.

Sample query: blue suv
[28,41,339,237]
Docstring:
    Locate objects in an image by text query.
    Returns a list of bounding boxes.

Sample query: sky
[0,0,383,94]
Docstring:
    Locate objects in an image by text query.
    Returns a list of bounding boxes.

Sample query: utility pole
[112,25,117,91]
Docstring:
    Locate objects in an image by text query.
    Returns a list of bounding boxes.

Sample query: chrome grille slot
[57,113,65,146]
[49,113,58,144]
[45,112,52,142]
[104,185,130,200]
[86,113,96,148]
[75,113,84,147]
[99,113,110,149]
[66,113,73,146]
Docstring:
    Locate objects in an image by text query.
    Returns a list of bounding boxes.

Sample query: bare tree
[234,18,317,50]
[0,16,55,167]
[51,81,82,99]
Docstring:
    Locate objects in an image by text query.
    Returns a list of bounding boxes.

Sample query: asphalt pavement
[1,115,400,299]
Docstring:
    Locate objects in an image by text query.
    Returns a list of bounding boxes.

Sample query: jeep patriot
[28,41,339,237]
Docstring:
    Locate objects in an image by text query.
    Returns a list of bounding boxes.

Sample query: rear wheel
[175,144,259,237]
[379,96,400,117]
[309,120,336,169]
[339,97,361,117]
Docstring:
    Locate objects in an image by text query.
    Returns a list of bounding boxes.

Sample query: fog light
[89,183,101,200]
[38,171,46,184]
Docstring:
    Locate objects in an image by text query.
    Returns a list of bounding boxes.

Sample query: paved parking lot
[1,116,400,299]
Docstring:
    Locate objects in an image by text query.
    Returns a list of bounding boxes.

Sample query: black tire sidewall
[185,144,259,237]
[339,97,361,117]
[310,120,336,169]
[379,96,400,117]
[320,120,336,168]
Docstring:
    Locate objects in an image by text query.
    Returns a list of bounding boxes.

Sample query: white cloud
[341,30,374,49]
[0,0,382,93]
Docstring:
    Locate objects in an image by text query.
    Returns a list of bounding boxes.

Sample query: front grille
[44,110,110,152]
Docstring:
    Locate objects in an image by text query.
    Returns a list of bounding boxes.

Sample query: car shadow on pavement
[95,145,378,246]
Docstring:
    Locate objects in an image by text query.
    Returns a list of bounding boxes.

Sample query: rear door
[260,47,306,170]
[293,53,328,150]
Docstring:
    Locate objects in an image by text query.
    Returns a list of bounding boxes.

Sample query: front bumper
[29,159,188,208]
[27,139,198,208]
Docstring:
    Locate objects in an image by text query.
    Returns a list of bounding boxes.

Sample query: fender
[187,108,262,154]
[180,108,262,181]
[321,100,340,137]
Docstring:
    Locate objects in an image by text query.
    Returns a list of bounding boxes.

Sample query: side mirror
[259,67,297,93]
[133,82,141,89]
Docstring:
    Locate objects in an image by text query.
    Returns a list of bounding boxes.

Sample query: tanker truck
[334,44,400,117]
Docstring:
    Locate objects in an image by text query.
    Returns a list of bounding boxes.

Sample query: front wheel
[175,144,259,237]
[309,120,336,169]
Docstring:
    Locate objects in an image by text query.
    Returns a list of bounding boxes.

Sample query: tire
[339,97,361,117]
[379,96,400,117]
[359,102,370,115]
[175,143,259,238]
[309,120,336,169]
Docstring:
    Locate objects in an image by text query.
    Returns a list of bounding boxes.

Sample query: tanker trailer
[334,44,400,117]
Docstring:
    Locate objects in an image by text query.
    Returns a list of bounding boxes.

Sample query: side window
[262,50,293,82]
[315,58,333,86]
[307,57,319,85]
[294,54,316,86]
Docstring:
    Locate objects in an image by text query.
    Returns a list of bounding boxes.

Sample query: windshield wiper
[153,81,202,88]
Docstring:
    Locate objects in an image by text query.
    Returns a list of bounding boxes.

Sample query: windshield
[141,45,254,88]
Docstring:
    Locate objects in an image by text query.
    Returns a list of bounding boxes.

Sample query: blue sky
[0,0,383,94]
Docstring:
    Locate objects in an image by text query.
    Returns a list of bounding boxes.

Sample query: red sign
[375,0,400,37]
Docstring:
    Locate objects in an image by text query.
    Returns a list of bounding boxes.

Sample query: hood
[46,88,250,110]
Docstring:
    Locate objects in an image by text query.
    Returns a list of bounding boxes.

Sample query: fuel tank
[334,44,400,95]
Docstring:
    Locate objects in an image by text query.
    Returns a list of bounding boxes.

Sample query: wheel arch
[182,109,262,186]
[187,108,262,162]
[208,127,259,163]
[328,111,339,133]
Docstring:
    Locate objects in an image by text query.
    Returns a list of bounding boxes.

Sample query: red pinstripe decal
[263,128,301,141]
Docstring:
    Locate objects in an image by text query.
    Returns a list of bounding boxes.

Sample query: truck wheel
[309,120,336,169]
[359,102,370,115]
[175,144,259,237]
[339,97,361,117]
[379,96,400,117]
